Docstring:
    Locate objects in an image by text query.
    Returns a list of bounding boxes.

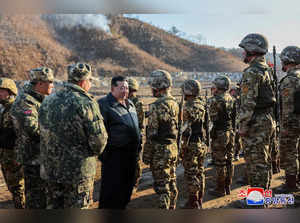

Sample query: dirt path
[1,157,299,209]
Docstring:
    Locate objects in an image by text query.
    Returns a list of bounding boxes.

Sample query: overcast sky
[131,0,299,52]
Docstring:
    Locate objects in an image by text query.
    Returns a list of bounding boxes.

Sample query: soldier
[180,80,207,209]
[128,78,145,193]
[238,33,276,191]
[143,70,179,209]
[208,75,235,197]
[229,84,242,161]
[39,63,108,209]
[277,46,300,192]
[0,78,25,208]
[11,67,54,209]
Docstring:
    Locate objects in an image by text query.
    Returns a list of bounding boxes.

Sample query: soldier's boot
[12,192,25,209]
[198,191,203,209]
[184,194,201,209]
[225,163,234,195]
[275,175,300,193]
[208,177,225,197]
[272,160,280,174]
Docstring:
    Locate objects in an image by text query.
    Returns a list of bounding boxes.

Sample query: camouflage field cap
[0,78,18,95]
[280,46,300,65]
[68,63,92,82]
[212,75,231,91]
[128,77,139,91]
[181,79,201,96]
[239,33,268,54]
[148,69,172,90]
[29,67,54,83]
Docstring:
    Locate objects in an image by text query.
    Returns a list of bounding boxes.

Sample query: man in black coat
[98,76,140,209]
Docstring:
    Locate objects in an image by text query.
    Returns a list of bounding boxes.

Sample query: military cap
[0,78,18,95]
[29,67,54,83]
[181,79,201,96]
[128,78,139,91]
[68,63,92,83]
[148,69,172,90]
[239,33,268,54]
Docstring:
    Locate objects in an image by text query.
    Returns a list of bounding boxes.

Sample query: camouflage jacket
[129,95,145,133]
[182,96,206,143]
[146,93,179,144]
[0,101,16,153]
[279,65,300,131]
[209,92,235,133]
[238,56,275,132]
[39,83,107,183]
[11,83,44,166]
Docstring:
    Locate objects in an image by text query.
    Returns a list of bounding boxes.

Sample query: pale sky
[130,0,299,52]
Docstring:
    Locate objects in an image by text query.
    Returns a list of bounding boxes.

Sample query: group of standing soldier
[0,32,300,209]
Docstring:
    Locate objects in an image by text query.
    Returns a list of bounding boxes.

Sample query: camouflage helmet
[148,69,172,90]
[68,63,92,83]
[128,77,139,91]
[0,78,18,95]
[212,75,231,91]
[239,33,269,54]
[280,46,300,65]
[181,79,201,96]
[29,67,54,83]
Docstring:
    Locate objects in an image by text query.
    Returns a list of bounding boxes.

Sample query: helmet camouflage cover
[128,77,139,91]
[29,67,54,83]
[280,46,300,65]
[0,78,18,95]
[68,63,92,83]
[181,79,201,96]
[148,69,172,90]
[212,75,231,91]
[239,33,269,54]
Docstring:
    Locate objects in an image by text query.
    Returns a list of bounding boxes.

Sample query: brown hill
[0,15,72,79]
[109,16,246,72]
[44,18,180,77]
[0,15,245,80]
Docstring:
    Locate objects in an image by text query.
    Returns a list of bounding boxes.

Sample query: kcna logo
[238,188,272,205]
[238,188,294,206]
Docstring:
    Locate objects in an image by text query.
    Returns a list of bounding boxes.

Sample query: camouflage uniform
[181,80,207,209]
[278,46,300,190]
[11,67,54,209]
[238,34,276,190]
[143,70,179,209]
[39,63,108,209]
[128,78,145,191]
[229,85,243,160]
[0,78,25,208]
[209,76,235,197]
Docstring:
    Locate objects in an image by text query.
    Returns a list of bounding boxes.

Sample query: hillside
[0,15,246,80]
[109,16,246,72]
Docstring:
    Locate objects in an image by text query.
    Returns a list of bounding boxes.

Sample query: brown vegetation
[0,15,245,80]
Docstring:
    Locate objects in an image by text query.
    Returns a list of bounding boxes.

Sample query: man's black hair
[111,76,127,87]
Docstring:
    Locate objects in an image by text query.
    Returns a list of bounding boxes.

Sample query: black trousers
[99,145,138,209]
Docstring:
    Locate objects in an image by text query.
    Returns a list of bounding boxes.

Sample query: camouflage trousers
[182,141,207,197]
[0,149,25,208]
[45,178,94,209]
[241,113,275,189]
[211,130,234,187]
[150,142,178,209]
[23,165,47,209]
[279,128,300,176]
[235,132,243,156]
[133,158,142,188]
